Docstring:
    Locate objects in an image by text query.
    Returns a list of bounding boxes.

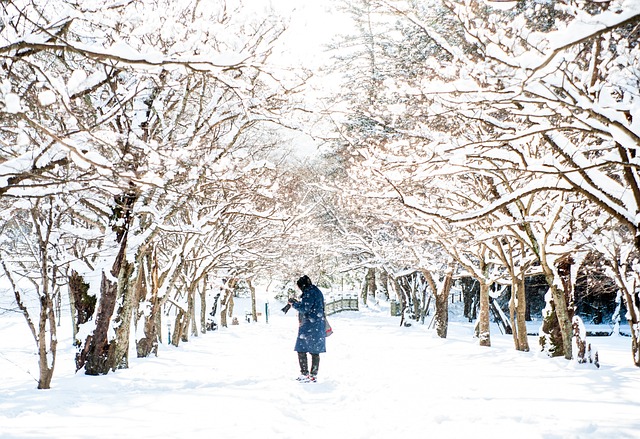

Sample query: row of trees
[319,0,639,365]
[0,0,322,389]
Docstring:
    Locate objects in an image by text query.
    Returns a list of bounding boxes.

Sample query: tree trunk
[107,257,136,370]
[172,310,185,347]
[477,282,491,347]
[609,259,640,367]
[190,287,198,337]
[510,275,529,352]
[78,271,119,374]
[220,278,236,328]
[419,280,429,323]
[366,268,376,302]
[379,270,389,300]
[248,279,258,322]
[76,189,138,375]
[536,252,574,360]
[545,282,573,360]
[175,284,195,344]
[69,271,95,344]
[509,284,518,348]
[37,293,57,389]
[200,276,207,334]
[410,275,421,321]
[434,276,451,338]
[540,294,565,357]
[422,265,454,338]
[394,277,409,326]
[136,250,161,358]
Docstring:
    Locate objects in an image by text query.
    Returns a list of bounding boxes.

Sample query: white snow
[37,90,57,106]
[3,93,22,113]
[1,294,638,439]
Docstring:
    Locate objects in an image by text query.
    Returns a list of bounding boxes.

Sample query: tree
[439,0,640,363]
[0,197,76,388]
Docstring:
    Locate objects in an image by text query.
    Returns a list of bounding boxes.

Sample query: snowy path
[1,307,639,438]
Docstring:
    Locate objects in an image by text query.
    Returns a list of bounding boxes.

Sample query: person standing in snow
[289,275,326,383]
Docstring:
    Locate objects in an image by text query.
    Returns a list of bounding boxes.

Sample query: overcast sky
[264,0,350,68]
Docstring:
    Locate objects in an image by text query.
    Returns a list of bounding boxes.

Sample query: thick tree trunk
[540,294,565,357]
[76,189,138,374]
[434,276,451,338]
[422,265,453,338]
[545,282,573,360]
[537,253,573,360]
[610,260,640,367]
[69,271,95,343]
[107,258,136,370]
[78,271,119,374]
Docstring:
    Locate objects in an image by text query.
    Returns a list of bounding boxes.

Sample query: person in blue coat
[289,275,326,382]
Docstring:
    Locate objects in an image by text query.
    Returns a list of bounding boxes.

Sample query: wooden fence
[325,296,359,316]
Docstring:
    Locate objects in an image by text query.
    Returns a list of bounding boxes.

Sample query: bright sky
[262,0,350,68]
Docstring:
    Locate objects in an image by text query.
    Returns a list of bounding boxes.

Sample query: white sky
[262,0,350,69]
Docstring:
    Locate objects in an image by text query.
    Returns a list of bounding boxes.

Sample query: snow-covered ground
[1,296,639,439]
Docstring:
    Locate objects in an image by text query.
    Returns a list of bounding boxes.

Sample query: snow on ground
[1,296,639,439]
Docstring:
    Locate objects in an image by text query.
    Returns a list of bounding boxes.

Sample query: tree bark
[379,270,389,300]
[366,268,376,302]
[477,282,491,347]
[220,278,236,328]
[543,279,573,360]
[136,251,161,358]
[422,265,454,338]
[190,284,198,337]
[69,271,95,344]
[172,310,186,347]
[76,189,138,375]
[540,295,565,357]
[394,277,409,326]
[248,278,258,322]
[200,276,207,334]
[78,270,118,374]
[510,275,530,351]
[107,256,136,370]
[37,293,57,389]
[609,258,640,367]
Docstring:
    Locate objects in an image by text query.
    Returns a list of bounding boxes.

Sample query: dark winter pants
[298,352,320,376]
